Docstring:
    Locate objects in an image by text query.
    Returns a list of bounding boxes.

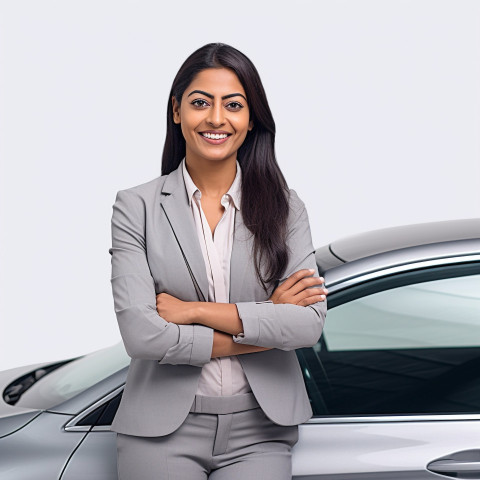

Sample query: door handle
[428,459,480,478]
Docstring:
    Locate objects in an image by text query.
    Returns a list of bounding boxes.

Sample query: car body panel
[0,411,85,480]
[0,410,43,438]
[315,244,344,274]
[61,431,118,480]
[0,363,55,437]
[293,422,480,478]
[47,367,128,416]
[0,362,54,417]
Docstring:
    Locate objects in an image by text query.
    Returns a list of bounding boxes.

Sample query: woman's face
[172,67,253,165]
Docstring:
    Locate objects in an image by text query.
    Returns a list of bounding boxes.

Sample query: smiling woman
[109,42,328,480]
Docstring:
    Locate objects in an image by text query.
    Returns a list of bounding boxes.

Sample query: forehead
[185,68,246,96]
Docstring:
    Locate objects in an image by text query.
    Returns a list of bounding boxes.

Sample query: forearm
[187,295,326,352]
[233,298,327,351]
[191,302,244,336]
[211,331,270,358]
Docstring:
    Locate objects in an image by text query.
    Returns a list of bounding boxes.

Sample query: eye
[191,99,209,108]
[226,101,244,110]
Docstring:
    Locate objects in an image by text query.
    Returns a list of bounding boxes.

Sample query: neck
[184,155,237,198]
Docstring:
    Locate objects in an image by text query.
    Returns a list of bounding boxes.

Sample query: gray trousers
[116,393,299,479]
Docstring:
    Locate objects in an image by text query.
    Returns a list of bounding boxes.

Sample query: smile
[201,132,229,139]
[198,132,231,145]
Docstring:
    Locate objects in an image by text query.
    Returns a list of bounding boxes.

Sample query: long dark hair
[162,43,289,292]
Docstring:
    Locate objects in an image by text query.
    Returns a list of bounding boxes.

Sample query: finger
[277,269,314,292]
[293,287,324,304]
[298,286,327,298]
[301,286,328,296]
[297,294,326,306]
[287,276,325,297]
[279,269,323,292]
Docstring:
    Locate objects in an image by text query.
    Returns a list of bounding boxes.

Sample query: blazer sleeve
[233,190,327,351]
[109,189,213,367]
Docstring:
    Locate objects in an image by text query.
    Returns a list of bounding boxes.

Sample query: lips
[198,132,231,145]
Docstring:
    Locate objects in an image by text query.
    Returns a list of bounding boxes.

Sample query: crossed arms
[156,269,327,358]
[110,189,328,368]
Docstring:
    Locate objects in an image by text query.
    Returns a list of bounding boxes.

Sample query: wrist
[190,302,204,325]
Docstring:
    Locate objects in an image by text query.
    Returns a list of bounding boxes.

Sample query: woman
[109,42,328,480]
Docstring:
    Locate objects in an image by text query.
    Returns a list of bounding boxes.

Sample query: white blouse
[181,158,251,396]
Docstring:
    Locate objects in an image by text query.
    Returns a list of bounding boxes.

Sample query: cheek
[233,114,251,134]
[180,118,196,140]
[178,108,199,136]
[179,124,188,142]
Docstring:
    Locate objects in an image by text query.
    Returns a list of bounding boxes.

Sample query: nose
[207,102,225,127]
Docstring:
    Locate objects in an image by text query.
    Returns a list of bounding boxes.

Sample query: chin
[199,152,236,163]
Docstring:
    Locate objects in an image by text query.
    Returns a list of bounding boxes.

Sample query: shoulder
[285,188,311,235]
[113,175,168,205]
[111,175,169,226]
[287,188,306,215]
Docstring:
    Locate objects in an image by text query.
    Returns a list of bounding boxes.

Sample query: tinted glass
[77,393,122,427]
[298,267,480,416]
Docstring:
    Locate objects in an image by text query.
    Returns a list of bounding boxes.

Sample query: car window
[326,275,480,350]
[297,266,480,417]
[15,342,130,409]
[77,393,122,427]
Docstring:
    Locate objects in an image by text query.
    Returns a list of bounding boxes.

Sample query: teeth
[201,133,228,139]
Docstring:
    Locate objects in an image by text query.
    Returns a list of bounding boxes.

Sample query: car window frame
[305,254,480,425]
[64,385,124,432]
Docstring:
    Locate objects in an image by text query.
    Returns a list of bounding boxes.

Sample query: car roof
[315,218,480,287]
[331,218,480,261]
[316,218,480,270]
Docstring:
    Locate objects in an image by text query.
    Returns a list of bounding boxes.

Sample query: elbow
[306,300,327,346]
[309,304,326,343]
[299,324,323,349]
[282,304,326,350]
[284,332,322,351]
[158,324,213,367]
[115,305,179,361]
[121,341,142,360]
[119,332,172,361]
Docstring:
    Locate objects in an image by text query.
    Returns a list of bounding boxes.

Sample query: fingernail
[324,288,328,294]
[309,269,315,273]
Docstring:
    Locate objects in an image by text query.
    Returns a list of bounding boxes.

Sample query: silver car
[1,218,479,479]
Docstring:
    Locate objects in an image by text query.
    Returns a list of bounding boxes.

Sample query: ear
[248,120,254,131]
[172,96,181,124]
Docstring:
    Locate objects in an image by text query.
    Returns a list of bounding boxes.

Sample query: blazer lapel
[159,165,209,302]
[229,208,254,303]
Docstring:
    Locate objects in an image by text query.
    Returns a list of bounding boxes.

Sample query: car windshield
[15,342,130,409]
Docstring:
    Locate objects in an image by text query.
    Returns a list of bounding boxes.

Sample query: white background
[1,0,479,370]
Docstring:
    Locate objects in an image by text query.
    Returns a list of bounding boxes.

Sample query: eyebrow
[187,89,247,102]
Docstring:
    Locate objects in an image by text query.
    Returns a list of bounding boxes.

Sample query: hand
[156,293,197,325]
[269,269,328,306]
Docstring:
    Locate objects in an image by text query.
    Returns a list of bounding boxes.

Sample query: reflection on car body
[0,218,479,479]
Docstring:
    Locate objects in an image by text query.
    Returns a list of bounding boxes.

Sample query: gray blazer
[109,163,327,437]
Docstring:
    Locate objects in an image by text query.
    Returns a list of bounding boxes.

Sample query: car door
[294,260,480,479]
